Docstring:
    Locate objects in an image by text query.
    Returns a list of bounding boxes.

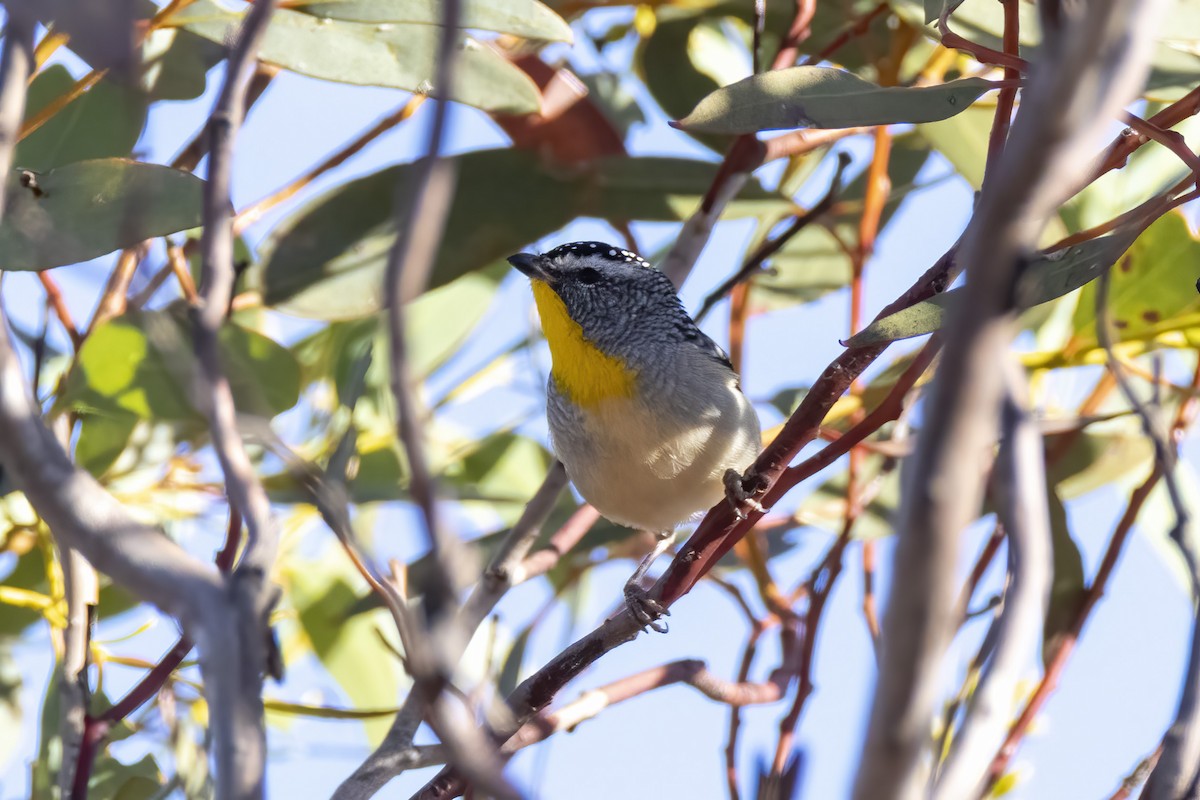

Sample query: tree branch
[932,363,1051,799]
[852,2,1166,797]
[191,3,282,797]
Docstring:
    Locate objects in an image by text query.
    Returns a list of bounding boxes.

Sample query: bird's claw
[624,582,670,633]
[724,468,768,521]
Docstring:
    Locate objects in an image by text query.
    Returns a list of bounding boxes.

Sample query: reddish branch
[36,273,81,350]
[772,518,855,772]
[504,648,801,756]
[1092,85,1200,180]
[937,4,1030,75]
[982,0,1022,184]
[726,625,767,800]
[799,1,890,68]
[1119,111,1200,184]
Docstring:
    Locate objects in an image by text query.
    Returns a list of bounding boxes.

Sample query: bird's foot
[622,531,674,633]
[624,580,670,633]
[724,468,768,521]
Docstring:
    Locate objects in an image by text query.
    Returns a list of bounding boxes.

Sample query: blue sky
[2,9,1200,800]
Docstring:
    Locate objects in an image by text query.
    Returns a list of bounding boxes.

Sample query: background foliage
[2,0,1200,798]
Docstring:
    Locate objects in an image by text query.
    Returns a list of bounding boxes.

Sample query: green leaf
[1046,428,1155,500]
[917,105,993,189]
[1145,43,1200,102]
[60,308,300,421]
[75,413,139,477]
[795,455,900,540]
[0,537,48,637]
[497,625,532,696]
[16,67,147,172]
[0,159,204,271]
[89,754,162,800]
[170,1,540,114]
[1042,488,1085,666]
[846,229,1142,347]
[442,432,555,509]
[639,0,891,147]
[295,0,573,42]
[140,26,226,101]
[258,148,789,319]
[292,317,380,399]
[675,68,994,133]
[283,543,406,743]
[1069,212,1200,349]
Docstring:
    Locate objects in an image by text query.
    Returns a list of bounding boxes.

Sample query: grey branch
[932,364,1052,800]
[366,0,518,791]
[851,2,1167,798]
[192,2,281,798]
[331,463,569,800]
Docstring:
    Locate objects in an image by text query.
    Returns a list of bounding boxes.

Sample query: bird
[508,241,765,632]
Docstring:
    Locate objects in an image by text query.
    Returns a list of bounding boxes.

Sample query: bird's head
[507,241,684,355]
[508,241,690,405]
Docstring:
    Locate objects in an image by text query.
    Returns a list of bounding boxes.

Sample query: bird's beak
[507,252,554,284]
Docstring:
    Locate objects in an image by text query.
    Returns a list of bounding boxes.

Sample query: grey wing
[680,322,737,378]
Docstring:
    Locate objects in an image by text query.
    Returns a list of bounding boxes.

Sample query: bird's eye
[577,267,602,285]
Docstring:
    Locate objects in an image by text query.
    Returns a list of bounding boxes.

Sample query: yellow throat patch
[531,280,637,407]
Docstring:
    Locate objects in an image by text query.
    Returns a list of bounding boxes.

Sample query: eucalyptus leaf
[1069,212,1200,348]
[296,0,572,42]
[917,105,992,189]
[75,413,139,477]
[16,66,147,172]
[60,308,300,421]
[88,754,162,800]
[675,68,994,133]
[139,26,226,101]
[795,455,901,540]
[1042,488,1085,666]
[846,228,1142,347]
[0,159,204,271]
[259,149,788,319]
[283,544,407,743]
[171,1,540,114]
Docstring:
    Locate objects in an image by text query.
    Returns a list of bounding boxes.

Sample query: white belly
[548,381,761,533]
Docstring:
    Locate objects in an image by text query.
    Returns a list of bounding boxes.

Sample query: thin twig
[373,0,517,794]
[1091,85,1200,181]
[37,272,81,349]
[726,626,766,800]
[798,1,889,67]
[1120,111,1200,187]
[694,152,852,323]
[89,64,275,330]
